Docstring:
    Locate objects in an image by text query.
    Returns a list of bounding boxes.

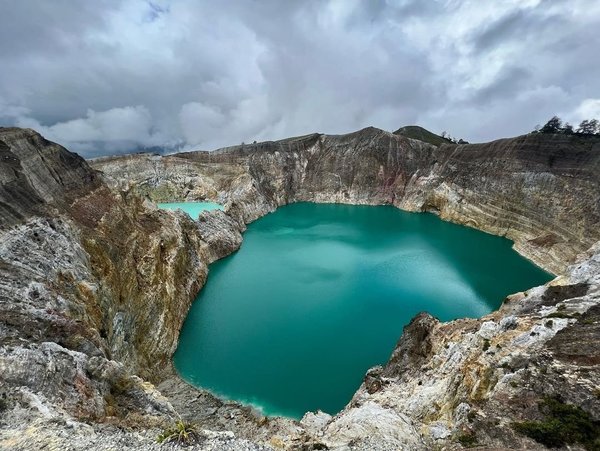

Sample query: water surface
[157,201,223,219]
[174,203,551,418]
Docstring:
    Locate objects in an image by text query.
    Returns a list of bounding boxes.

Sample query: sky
[1,0,599,157]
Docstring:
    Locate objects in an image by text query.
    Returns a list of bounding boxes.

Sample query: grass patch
[456,432,477,447]
[482,339,491,352]
[393,125,455,146]
[546,311,581,319]
[512,397,600,450]
[157,419,202,447]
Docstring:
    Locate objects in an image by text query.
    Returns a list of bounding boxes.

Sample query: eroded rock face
[0,128,277,450]
[0,127,101,230]
[94,128,600,274]
[309,244,600,450]
[71,189,210,381]
[1,126,600,450]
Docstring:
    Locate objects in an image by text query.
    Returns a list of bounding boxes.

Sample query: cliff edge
[1,126,599,450]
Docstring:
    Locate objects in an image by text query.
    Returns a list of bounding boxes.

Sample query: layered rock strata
[0,128,283,450]
[305,242,600,449]
[94,128,600,274]
[0,126,599,450]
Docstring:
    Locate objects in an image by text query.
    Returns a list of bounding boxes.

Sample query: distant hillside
[393,125,454,146]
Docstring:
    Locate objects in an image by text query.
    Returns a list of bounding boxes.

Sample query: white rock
[477,321,498,339]
[429,423,451,440]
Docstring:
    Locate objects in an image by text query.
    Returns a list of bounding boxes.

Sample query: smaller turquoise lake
[172,202,552,419]
[157,201,223,219]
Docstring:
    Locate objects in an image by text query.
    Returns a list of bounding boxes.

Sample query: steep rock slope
[0,128,281,450]
[0,128,209,381]
[306,243,600,449]
[1,126,599,450]
[394,124,454,146]
[94,128,600,274]
[405,133,600,273]
[0,127,100,230]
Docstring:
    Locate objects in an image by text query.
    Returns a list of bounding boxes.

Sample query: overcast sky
[1,0,599,157]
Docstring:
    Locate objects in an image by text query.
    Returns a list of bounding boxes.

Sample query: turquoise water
[157,201,223,219]
[174,203,551,419]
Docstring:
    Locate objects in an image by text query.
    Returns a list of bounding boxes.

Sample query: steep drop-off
[94,128,600,274]
[0,125,599,450]
[0,127,279,450]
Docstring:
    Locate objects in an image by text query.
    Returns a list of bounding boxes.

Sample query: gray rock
[1,126,599,450]
[499,315,518,331]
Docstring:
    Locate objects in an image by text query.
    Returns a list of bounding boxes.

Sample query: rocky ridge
[0,127,283,451]
[0,126,599,450]
[94,128,600,274]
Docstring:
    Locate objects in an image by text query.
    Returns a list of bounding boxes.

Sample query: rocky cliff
[94,127,600,274]
[305,243,600,449]
[1,126,599,450]
[0,127,277,450]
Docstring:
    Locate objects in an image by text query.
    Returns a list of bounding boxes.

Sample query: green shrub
[482,339,490,352]
[512,397,600,450]
[546,311,581,319]
[456,432,477,447]
[157,419,202,447]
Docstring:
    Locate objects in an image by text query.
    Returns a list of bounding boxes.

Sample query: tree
[576,119,600,134]
[562,123,574,134]
[540,116,563,133]
[577,120,592,134]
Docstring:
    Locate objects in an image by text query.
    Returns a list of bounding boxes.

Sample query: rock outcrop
[309,243,600,449]
[0,127,281,450]
[94,128,600,274]
[0,127,101,230]
[1,125,599,450]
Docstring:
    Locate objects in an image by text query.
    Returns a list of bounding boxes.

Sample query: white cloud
[179,102,225,146]
[572,99,600,123]
[1,0,599,156]
[0,98,30,120]
[15,106,170,155]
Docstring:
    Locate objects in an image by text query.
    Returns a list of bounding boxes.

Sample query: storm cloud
[1,0,599,157]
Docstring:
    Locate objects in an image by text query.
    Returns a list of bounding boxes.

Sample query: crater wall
[1,126,599,450]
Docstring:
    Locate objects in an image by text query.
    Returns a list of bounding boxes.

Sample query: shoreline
[159,200,557,427]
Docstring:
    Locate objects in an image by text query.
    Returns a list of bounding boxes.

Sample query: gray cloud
[472,5,565,53]
[471,66,531,105]
[1,0,599,157]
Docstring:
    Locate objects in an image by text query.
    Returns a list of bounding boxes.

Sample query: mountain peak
[393,125,453,146]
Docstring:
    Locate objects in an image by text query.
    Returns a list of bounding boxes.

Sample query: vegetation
[0,396,8,413]
[545,310,581,319]
[393,125,468,146]
[482,338,491,351]
[157,419,202,447]
[440,131,469,144]
[512,397,600,450]
[533,116,600,135]
[456,431,478,447]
